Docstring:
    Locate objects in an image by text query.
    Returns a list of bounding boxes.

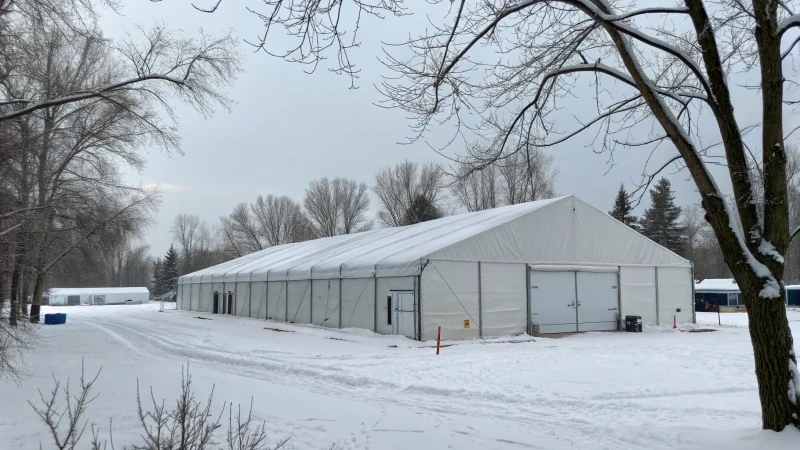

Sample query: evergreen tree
[151,258,164,297]
[162,245,179,296]
[609,183,639,230]
[641,177,685,255]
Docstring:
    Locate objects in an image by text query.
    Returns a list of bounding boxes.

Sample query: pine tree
[162,245,179,297]
[609,183,639,230]
[151,258,164,297]
[641,177,685,255]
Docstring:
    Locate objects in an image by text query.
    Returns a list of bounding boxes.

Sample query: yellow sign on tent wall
[464,319,470,329]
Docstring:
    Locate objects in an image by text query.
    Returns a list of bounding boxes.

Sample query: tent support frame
[690,263,697,324]
[616,267,622,331]
[416,274,422,341]
[373,266,378,332]
[525,265,531,336]
[477,262,483,339]
[655,267,660,325]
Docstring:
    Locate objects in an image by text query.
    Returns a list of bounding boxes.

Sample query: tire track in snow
[81,313,755,450]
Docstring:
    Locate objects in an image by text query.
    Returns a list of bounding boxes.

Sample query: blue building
[787,285,800,306]
[695,279,743,312]
[695,278,799,311]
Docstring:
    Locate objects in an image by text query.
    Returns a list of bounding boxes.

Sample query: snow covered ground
[1,304,799,449]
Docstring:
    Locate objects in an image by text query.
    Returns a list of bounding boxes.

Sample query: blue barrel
[44,313,67,325]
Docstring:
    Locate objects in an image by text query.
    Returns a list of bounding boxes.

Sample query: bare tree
[29,361,102,450]
[374,160,446,227]
[1,0,241,122]
[252,194,308,246]
[452,164,499,212]
[226,203,265,255]
[336,178,371,234]
[172,214,228,273]
[682,203,706,264]
[32,363,290,450]
[498,147,557,205]
[303,177,371,237]
[191,0,800,430]
[172,213,203,273]
[303,178,340,237]
[453,140,557,211]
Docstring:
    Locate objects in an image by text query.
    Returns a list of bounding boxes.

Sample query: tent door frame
[391,290,416,338]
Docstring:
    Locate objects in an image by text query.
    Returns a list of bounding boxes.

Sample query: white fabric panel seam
[529,264,618,273]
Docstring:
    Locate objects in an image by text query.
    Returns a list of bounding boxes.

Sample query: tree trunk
[0,260,5,321]
[740,278,800,430]
[8,257,20,327]
[20,268,30,318]
[29,272,45,324]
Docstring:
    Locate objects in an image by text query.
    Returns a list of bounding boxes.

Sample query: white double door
[530,271,619,333]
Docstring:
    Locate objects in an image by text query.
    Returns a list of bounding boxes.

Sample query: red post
[436,326,442,355]
[673,315,677,329]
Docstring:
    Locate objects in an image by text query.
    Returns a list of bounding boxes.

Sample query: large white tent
[178,195,694,340]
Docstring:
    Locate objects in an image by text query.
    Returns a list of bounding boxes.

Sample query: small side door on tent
[390,291,416,338]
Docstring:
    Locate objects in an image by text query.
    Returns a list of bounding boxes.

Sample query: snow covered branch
[0,74,185,121]
[777,13,800,36]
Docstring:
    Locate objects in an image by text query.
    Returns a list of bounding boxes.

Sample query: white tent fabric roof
[49,287,150,295]
[694,279,740,292]
[179,195,690,284]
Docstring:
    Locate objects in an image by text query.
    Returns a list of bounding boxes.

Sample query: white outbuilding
[177,195,695,340]
[47,287,150,306]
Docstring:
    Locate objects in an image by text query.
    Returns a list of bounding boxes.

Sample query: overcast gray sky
[97,1,777,257]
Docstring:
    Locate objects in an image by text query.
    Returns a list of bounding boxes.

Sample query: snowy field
[1,304,799,449]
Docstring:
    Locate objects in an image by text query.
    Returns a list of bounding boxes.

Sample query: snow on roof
[179,195,690,283]
[695,279,739,292]
[48,287,149,296]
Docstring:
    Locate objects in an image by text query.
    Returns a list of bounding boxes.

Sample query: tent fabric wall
[657,267,693,324]
[268,281,286,321]
[620,266,657,325]
[341,278,375,330]
[421,261,479,341]
[199,283,212,313]
[376,277,416,335]
[191,284,201,311]
[181,285,189,310]
[235,281,249,316]
[250,281,268,319]
[176,285,183,310]
[311,279,340,327]
[287,280,311,323]
[480,263,527,337]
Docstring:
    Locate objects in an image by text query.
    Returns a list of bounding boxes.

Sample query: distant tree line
[167,150,558,279]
